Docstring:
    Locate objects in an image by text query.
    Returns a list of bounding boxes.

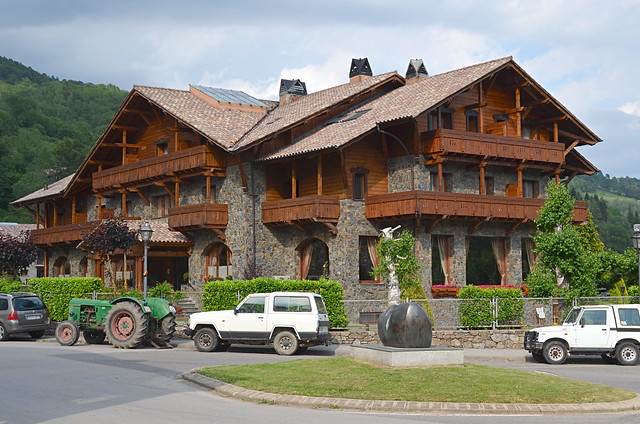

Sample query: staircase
[175,296,199,318]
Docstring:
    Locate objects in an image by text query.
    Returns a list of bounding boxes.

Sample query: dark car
[0,293,50,340]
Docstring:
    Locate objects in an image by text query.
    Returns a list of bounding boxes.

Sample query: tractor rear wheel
[160,314,176,342]
[105,302,149,349]
[56,320,79,346]
[83,330,106,344]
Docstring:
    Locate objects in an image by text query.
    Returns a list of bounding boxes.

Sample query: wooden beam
[129,188,150,205]
[121,192,127,217]
[121,130,127,165]
[113,143,141,148]
[236,155,247,190]
[557,129,593,144]
[515,88,522,138]
[506,220,527,235]
[316,155,323,195]
[553,122,559,142]
[563,171,579,185]
[339,150,349,195]
[113,124,142,132]
[88,160,119,166]
[463,101,488,110]
[291,164,297,198]
[541,115,568,123]
[564,140,580,157]
[205,175,211,203]
[174,181,180,206]
[478,81,484,134]
[479,162,486,195]
[517,165,524,197]
[155,182,174,198]
[124,108,152,125]
[211,228,226,240]
[523,98,549,108]
[468,220,484,235]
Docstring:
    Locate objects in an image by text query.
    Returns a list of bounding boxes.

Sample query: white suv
[186,292,331,355]
[525,304,640,365]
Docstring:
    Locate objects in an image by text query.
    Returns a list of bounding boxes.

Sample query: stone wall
[329,329,524,349]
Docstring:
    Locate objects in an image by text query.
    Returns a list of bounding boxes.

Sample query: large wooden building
[12,56,599,323]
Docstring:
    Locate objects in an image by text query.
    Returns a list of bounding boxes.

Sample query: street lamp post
[633,224,640,286]
[140,221,153,298]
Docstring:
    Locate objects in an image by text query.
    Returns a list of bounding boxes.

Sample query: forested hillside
[569,173,640,252]
[0,56,127,222]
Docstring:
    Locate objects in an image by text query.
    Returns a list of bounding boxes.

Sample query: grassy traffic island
[197,358,635,404]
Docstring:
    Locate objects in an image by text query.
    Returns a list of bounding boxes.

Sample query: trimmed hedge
[457,286,524,328]
[203,278,349,328]
[0,278,24,293]
[28,277,105,321]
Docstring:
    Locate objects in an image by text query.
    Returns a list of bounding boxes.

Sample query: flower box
[431,285,460,298]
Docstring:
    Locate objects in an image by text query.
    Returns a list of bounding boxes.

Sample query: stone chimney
[349,58,373,83]
[405,59,429,85]
[279,79,307,105]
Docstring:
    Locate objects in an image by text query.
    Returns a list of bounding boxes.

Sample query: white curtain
[524,238,537,268]
[437,236,451,284]
[491,238,507,285]
[366,238,379,269]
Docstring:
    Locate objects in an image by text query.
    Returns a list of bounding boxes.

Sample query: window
[237,296,265,313]
[359,236,379,283]
[156,138,169,156]
[522,126,532,139]
[53,256,70,277]
[0,299,8,310]
[430,172,451,192]
[523,180,539,198]
[352,168,368,200]
[484,176,495,195]
[465,110,479,132]
[205,243,232,279]
[580,310,607,326]
[428,107,454,130]
[154,195,174,217]
[273,296,312,312]
[619,309,640,326]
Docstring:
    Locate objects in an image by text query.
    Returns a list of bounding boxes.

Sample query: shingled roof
[134,85,266,149]
[258,57,513,161]
[11,173,75,206]
[232,71,402,151]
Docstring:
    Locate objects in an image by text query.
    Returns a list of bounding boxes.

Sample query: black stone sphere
[377,302,432,348]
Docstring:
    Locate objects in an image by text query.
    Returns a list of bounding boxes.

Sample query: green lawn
[198,358,635,404]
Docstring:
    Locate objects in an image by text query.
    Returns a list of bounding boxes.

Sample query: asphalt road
[1,338,639,424]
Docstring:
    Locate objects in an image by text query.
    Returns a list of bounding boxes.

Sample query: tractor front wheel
[56,320,79,346]
[105,302,149,349]
[160,314,176,342]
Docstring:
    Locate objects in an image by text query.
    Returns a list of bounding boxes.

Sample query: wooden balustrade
[31,221,99,245]
[92,145,224,190]
[366,190,588,223]
[422,129,565,165]
[262,195,340,224]
[168,203,228,230]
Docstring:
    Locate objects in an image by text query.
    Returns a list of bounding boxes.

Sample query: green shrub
[203,278,348,327]
[458,286,524,328]
[0,278,24,293]
[148,281,184,302]
[28,277,105,321]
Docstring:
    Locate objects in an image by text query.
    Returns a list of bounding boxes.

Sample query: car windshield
[13,297,45,311]
[314,296,327,314]
[563,308,581,324]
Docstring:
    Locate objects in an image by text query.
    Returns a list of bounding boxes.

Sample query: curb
[181,370,640,415]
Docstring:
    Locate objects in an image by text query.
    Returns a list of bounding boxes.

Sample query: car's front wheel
[194,328,220,352]
[543,341,568,365]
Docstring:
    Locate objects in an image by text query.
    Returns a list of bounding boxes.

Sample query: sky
[1,0,639,177]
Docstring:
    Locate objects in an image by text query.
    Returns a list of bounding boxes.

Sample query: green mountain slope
[0,56,127,222]
[569,173,640,252]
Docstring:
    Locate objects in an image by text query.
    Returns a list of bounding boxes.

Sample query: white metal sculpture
[381,225,401,306]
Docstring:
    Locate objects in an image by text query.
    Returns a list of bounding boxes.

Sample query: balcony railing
[92,145,224,191]
[422,129,565,165]
[262,195,340,224]
[168,203,228,230]
[30,221,99,245]
[365,190,588,222]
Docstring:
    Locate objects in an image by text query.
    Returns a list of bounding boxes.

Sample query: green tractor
[55,297,177,349]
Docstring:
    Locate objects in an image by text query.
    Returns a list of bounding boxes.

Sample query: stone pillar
[451,233,467,285]
[507,234,523,284]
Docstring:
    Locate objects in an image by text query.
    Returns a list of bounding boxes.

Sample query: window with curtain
[431,235,451,285]
[358,236,379,283]
[205,242,232,279]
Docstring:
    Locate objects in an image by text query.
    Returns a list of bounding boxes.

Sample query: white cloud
[619,101,640,118]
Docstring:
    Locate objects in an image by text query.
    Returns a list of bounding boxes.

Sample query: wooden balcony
[366,191,588,223]
[422,129,565,165]
[262,195,341,224]
[31,221,99,245]
[168,203,228,230]
[92,145,224,191]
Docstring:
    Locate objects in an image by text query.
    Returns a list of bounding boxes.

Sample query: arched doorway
[53,256,70,277]
[204,242,233,279]
[298,238,329,280]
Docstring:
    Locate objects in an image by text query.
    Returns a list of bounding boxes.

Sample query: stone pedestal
[350,344,464,368]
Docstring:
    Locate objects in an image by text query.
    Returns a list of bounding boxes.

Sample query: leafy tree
[528,182,596,297]
[82,218,138,289]
[0,231,37,280]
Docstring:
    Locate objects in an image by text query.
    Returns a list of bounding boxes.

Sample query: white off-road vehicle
[524,304,640,365]
[186,292,331,355]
